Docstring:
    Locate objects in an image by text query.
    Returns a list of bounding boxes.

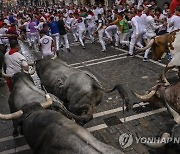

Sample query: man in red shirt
[170,0,180,14]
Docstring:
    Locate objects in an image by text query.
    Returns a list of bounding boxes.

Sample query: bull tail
[135,38,155,51]
[94,84,130,120]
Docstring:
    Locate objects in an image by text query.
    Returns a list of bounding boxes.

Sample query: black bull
[21,103,124,154]
[35,59,129,120]
[0,73,124,154]
[7,72,92,136]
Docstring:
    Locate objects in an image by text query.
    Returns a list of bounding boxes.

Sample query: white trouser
[26,32,31,46]
[51,33,60,51]
[87,25,96,42]
[105,26,119,46]
[129,33,142,55]
[98,29,106,50]
[136,31,145,48]
[30,32,39,45]
[60,34,70,49]
[120,32,129,46]
[78,29,86,47]
[144,33,155,58]
[71,27,78,41]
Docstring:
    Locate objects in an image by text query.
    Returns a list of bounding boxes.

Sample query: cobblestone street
[0,36,179,154]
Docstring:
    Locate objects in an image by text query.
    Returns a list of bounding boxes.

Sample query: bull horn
[145,133,170,148]
[40,94,53,108]
[165,101,180,124]
[135,39,154,51]
[0,110,23,120]
[131,90,156,102]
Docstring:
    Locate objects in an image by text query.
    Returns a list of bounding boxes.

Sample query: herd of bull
[1,32,180,154]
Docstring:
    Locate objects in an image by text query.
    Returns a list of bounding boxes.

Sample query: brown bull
[132,82,180,114]
[136,29,180,85]
[133,83,180,152]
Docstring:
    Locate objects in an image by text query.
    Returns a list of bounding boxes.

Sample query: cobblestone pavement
[0,36,179,154]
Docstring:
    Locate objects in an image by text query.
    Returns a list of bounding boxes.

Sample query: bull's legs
[159,65,175,86]
[178,67,180,78]
[12,120,19,137]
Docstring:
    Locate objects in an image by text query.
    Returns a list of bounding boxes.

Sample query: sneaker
[82,46,85,49]
[143,58,148,62]
[127,53,134,57]
[101,49,107,52]
[60,45,64,48]
[67,48,71,52]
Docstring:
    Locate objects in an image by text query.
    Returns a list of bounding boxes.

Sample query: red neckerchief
[156,14,160,19]
[176,13,180,16]
[168,15,172,18]
[9,49,18,55]
[137,11,142,17]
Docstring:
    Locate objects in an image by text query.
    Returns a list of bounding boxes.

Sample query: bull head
[131,84,164,106]
[144,90,180,149]
[0,94,52,120]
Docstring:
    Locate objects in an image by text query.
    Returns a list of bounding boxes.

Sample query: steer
[143,92,180,154]
[136,29,180,86]
[35,58,129,122]
[0,104,125,154]
[132,82,180,114]
[4,72,92,136]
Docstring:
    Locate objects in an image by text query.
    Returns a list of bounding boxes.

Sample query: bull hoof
[13,129,19,137]
[178,72,180,78]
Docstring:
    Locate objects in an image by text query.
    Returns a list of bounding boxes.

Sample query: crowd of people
[0,0,180,88]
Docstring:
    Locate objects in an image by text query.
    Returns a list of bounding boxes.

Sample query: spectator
[4,40,29,91]
[170,0,180,15]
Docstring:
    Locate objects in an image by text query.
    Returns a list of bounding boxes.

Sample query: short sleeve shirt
[40,35,54,57]
[5,51,28,76]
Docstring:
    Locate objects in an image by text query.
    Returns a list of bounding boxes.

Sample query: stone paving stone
[0,137,27,152]
[16,149,33,154]
[97,128,119,149]
[125,149,138,154]
[106,126,119,135]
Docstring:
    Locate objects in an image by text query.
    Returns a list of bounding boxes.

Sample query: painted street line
[74,56,127,69]
[113,47,178,72]
[70,53,127,67]
[0,135,23,143]
[87,107,167,132]
[0,145,30,154]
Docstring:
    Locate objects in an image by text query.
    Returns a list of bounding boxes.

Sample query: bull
[132,82,180,114]
[142,91,180,154]
[35,58,129,122]
[136,29,180,86]
[0,77,124,153]
[1,72,92,136]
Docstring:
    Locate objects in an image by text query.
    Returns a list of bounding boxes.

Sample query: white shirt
[86,15,95,27]
[167,16,173,33]
[146,15,161,37]
[138,14,147,33]
[170,15,180,31]
[5,51,28,76]
[40,35,54,57]
[23,21,30,32]
[77,17,86,31]
[0,27,8,45]
[36,22,44,31]
[131,16,139,36]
